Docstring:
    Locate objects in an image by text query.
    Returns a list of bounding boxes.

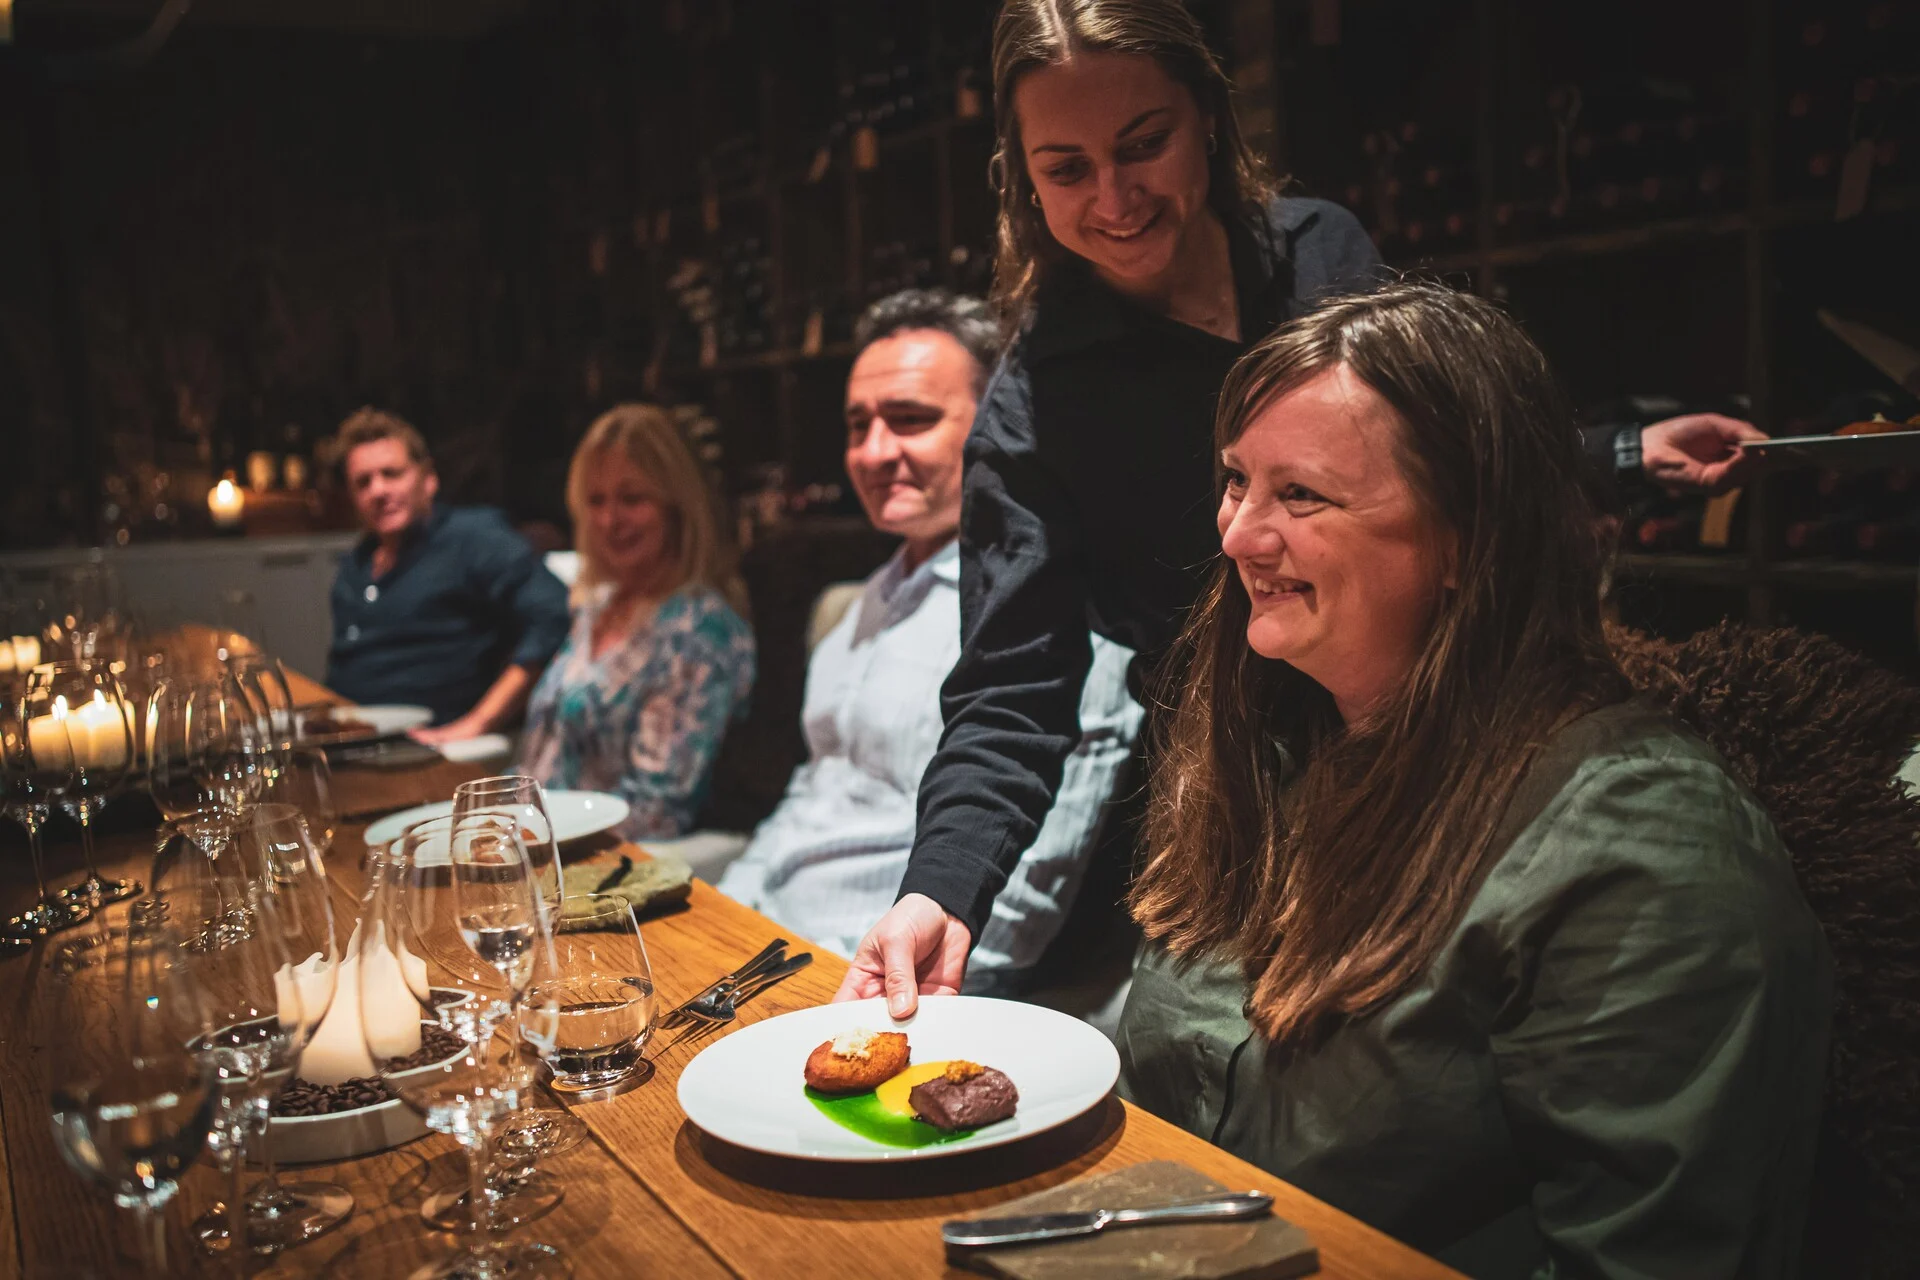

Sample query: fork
[646,951,814,1059]
[658,937,790,1032]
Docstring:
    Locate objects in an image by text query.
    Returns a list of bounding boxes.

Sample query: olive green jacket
[1118,702,1832,1279]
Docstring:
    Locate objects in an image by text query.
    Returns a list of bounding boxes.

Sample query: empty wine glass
[27,661,141,905]
[229,654,298,777]
[46,908,222,1277]
[1,673,92,939]
[364,813,569,1280]
[147,671,269,853]
[266,746,336,855]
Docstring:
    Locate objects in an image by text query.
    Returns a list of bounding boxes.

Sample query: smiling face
[1217,366,1454,723]
[844,329,980,557]
[581,448,675,590]
[344,437,438,541]
[1013,51,1216,294]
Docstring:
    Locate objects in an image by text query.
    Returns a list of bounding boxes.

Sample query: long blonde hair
[566,404,746,615]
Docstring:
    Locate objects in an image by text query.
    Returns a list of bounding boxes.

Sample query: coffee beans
[271,1025,468,1117]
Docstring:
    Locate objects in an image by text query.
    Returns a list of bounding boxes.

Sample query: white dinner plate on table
[297,704,433,745]
[677,995,1120,1162]
[363,789,630,854]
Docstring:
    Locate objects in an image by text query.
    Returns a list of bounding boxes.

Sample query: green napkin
[556,851,693,930]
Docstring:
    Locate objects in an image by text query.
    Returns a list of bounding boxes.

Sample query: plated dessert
[802,1028,1018,1149]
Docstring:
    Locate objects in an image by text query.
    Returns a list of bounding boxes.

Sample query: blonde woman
[516,405,754,839]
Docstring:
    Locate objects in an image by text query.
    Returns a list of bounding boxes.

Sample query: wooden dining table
[0,722,1462,1277]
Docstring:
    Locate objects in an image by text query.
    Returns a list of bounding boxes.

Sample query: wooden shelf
[1413,186,1920,274]
[664,342,857,380]
[1615,553,1917,592]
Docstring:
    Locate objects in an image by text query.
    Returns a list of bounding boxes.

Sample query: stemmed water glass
[1,673,92,942]
[448,776,586,1186]
[45,907,223,1277]
[363,813,569,1280]
[236,804,354,1252]
[155,802,348,1260]
[26,660,142,905]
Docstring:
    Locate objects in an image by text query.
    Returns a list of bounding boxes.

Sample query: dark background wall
[1,0,1915,683]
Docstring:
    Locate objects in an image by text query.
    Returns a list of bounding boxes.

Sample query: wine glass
[26,661,142,905]
[234,803,353,1252]
[266,746,336,856]
[529,895,657,1092]
[147,671,269,854]
[364,813,570,1280]
[1,673,93,940]
[46,908,222,1277]
[229,653,298,779]
[447,775,586,1184]
[148,814,305,1264]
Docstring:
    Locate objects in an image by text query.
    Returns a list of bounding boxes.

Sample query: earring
[1207,133,1219,155]
[1029,189,1041,208]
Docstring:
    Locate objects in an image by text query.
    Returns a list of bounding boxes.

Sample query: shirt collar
[1019,199,1300,366]
[353,502,448,570]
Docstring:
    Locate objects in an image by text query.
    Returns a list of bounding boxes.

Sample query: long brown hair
[987,0,1277,324]
[1130,283,1630,1043]
[567,404,746,615]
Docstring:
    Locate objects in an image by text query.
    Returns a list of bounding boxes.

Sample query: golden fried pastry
[804,1028,909,1094]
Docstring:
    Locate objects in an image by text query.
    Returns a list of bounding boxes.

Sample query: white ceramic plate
[677,995,1119,1162]
[363,789,630,854]
[297,703,433,745]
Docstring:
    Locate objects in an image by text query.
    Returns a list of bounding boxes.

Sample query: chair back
[1612,621,1920,1280]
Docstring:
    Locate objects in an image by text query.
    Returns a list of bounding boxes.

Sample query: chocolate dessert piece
[908,1060,1018,1131]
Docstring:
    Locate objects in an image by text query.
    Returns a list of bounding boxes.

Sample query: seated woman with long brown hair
[1121,283,1830,1278]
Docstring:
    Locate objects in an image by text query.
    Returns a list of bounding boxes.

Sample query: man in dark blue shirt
[325,408,570,741]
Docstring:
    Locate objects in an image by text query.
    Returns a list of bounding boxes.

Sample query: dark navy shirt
[326,505,571,725]
[902,196,1387,940]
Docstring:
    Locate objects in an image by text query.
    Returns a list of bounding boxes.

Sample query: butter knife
[658,937,789,1030]
[941,1191,1274,1248]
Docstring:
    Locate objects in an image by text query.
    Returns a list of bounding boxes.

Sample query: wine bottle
[1783,507,1869,557]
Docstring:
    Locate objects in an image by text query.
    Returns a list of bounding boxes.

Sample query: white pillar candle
[361,917,427,1067]
[68,692,130,771]
[273,949,332,1035]
[0,635,38,674]
[208,478,245,529]
[26,696,73,769]
[282,926,369,1086]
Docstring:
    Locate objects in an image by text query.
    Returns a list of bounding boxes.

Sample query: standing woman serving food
[836,0,1381,1010]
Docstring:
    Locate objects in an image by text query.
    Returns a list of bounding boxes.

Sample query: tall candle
[0,635,39,674]
[294,918,426,1085]
[26,696,73,769]
[274,949,334,1036]
[67,691,130,771]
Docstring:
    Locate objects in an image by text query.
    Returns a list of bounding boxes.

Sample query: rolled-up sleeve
[899,365,1097,942]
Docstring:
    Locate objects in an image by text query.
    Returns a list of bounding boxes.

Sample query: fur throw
[1610,622,1920,1277]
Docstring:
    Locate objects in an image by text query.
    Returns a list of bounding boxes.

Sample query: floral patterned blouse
[517,583,755,840]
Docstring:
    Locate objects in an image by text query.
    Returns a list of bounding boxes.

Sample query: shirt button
[345,625,362,641]
[364,584,379,602]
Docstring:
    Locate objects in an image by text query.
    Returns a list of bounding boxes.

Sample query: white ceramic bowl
[264,1044,468,1165]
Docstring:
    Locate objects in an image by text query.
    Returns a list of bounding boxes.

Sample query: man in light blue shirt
[718,291,1141,993]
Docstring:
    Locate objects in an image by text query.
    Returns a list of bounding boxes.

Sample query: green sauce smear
[804,1087,976,1148]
